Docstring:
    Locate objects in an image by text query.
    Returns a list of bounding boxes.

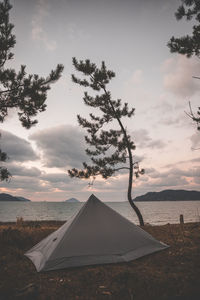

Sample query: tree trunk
[127,192,144,226]
[127,144,144,226]
[103,87,144,226]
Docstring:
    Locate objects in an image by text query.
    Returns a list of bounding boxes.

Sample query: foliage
[0,0,64,181]
[185,101,200,131]
[168,0,200,130]
[0,135,11,181]
[68,58,144,226]
[168,0,200,58]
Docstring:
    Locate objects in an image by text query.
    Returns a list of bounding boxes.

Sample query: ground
[0,220,200,300]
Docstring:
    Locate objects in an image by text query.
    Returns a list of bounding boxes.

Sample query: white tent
[25,194,169,272]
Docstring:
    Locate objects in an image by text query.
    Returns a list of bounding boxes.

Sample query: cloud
[2,161,200,201]
[7,163,41,177]
[1,168,93,201]
[39,172,85,190]
[67,23,91,42]
[0,130,38,162]
[160,115,182,126]
[151,99,174,114]
[152,175,188,187]
[40,172,70,183]
[132,165,200,197]
[131,69,143,85]
[87,163,199,198]
[41,172,90,192]
[31,0,57,51]
[164,156,200,169]
[190,132,200,149]
[151,167,200,179]
[162,55,200,98]
[1,175,50,192]
[30,125,88,169]
[132,129,166,149]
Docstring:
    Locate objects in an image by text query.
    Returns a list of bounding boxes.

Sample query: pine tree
[0,0,64,181]
[168,0,200,129]
[168,0,200,58]
[68,58,145,226]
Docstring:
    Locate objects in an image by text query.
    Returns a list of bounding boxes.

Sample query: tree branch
[113,167,130,171]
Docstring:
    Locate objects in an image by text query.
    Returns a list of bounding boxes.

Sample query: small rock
[15,283,38,299]
[101,291,112,295]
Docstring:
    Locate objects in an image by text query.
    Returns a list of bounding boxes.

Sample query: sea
[0,201,200,225]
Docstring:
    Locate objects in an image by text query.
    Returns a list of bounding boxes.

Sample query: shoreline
[0,219,196,223]
[1,199,200,202]
[0,219,197,227]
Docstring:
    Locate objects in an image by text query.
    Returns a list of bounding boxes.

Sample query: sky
[1,0,200,202]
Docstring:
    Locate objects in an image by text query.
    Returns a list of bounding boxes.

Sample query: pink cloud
[162,55,200,98]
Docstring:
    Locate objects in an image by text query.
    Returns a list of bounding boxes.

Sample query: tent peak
[87,194,101,203]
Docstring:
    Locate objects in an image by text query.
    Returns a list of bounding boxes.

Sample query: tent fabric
[25,194,169,272]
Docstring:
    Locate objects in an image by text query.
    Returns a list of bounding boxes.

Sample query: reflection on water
[0,201,200,225]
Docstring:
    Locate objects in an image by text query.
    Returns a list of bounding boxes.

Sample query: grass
[0,221,200,300]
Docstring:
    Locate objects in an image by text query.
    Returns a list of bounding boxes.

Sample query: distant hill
[16,196,31,202]
[0,193,31,202]
[134,190,200,202]
[65,198,80,203]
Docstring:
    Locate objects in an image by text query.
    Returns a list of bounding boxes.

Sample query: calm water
[0,201,200,225]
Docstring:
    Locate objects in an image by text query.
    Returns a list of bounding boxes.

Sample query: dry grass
[0,221,200,300]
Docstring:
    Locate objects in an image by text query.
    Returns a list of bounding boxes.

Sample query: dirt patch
[0,221,200,300]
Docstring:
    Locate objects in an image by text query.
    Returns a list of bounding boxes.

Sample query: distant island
[0,193,31,202]
[65,198,80,203]
[134,189,200,202]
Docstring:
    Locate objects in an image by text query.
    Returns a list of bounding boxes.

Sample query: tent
[25,194,169,272]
